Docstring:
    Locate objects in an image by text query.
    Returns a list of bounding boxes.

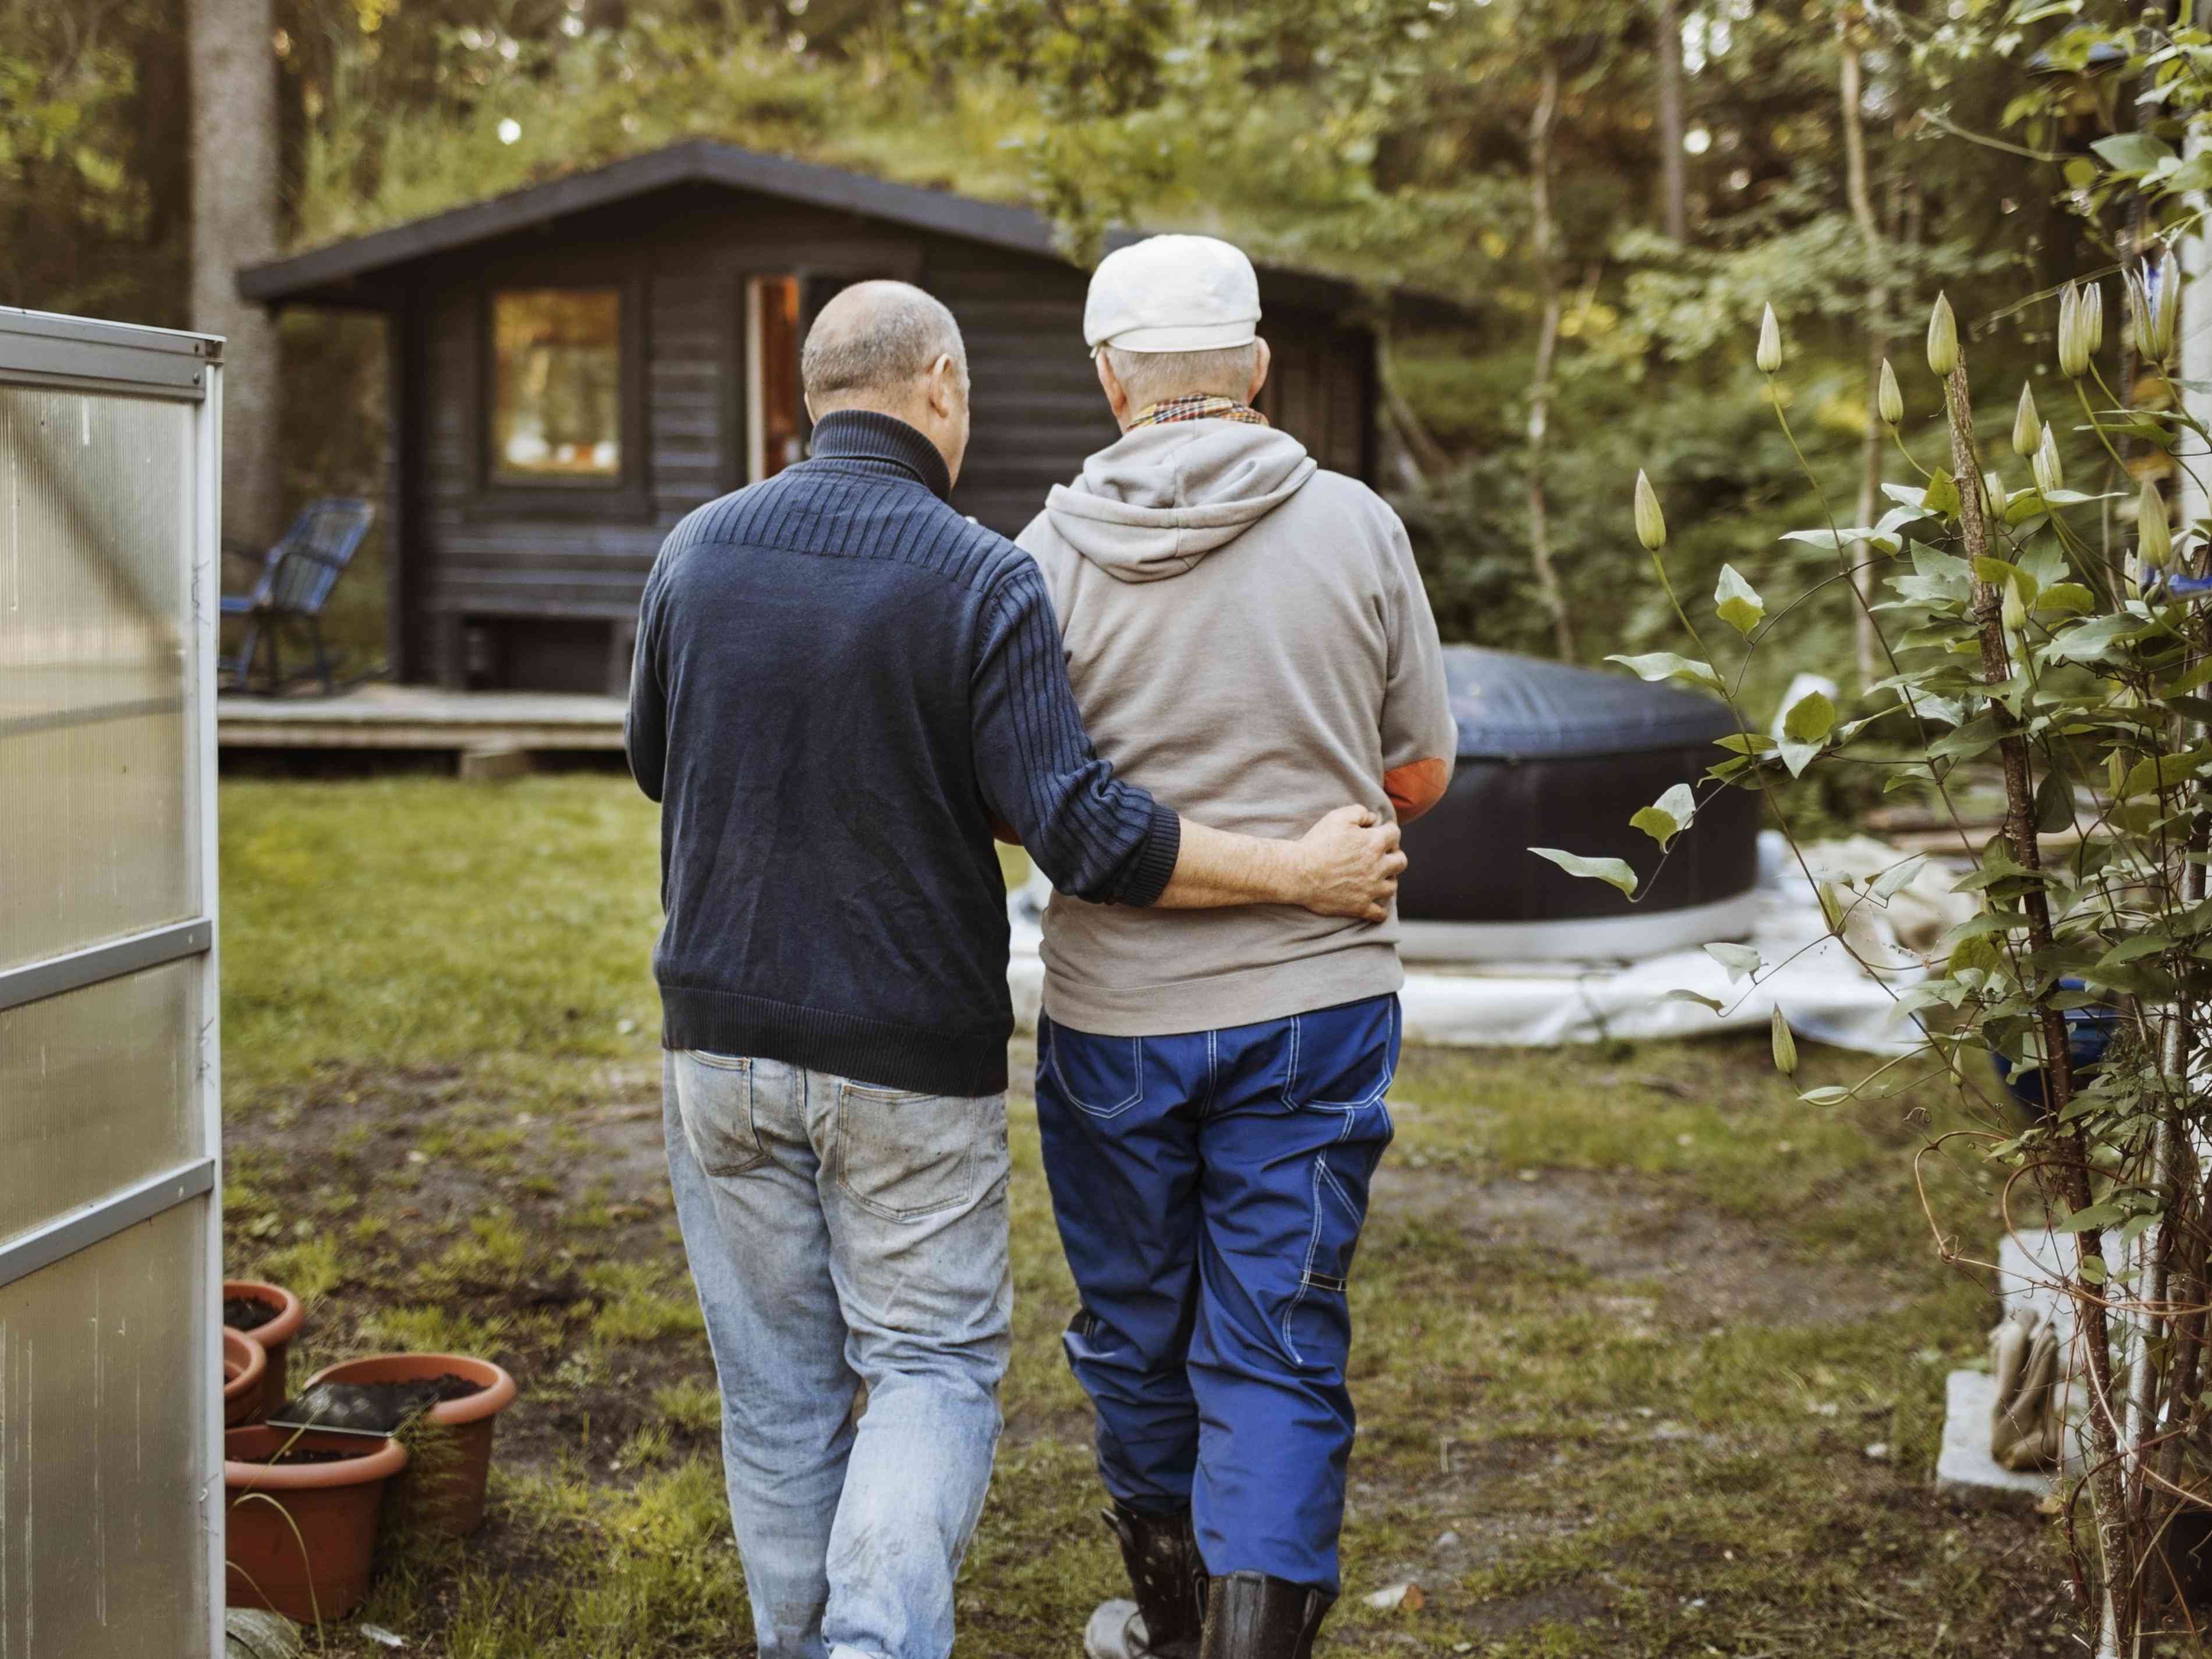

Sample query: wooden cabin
[240,140,1406,696]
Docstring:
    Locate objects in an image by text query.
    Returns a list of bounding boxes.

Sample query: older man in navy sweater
[625,281,1402,1659]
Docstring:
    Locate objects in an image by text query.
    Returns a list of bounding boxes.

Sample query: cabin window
[747,275,804,482]
[490,288,624,486]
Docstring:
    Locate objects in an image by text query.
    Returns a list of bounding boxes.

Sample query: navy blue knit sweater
[625,410,1181,1096]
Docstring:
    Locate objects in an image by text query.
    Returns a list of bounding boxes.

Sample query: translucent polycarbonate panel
[0,1199,211,1656]
[0,384,196,972]
[0,961,200,1249]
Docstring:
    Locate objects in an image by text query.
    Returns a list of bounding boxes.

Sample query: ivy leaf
[1705,942,1762,981]
[2034,768,2076,833]
[1817,881,1847,934]
[2043,612,2144,665]
[1630,782,1698,849]
[1664,988,1724,1013]
[1799,1086,1851,1105]
[1776,688,1837,777]
[2038,582,2097,615]
[1714,565,1765,637]
[2092,132,2176,175]
[1783,689,1837,744]
[2119,745,2211,799]
[1605,651,1724,694]
[1973,555,2039,605]
[1780,527,1897,554]
[1530,847,1637,896]
[2054,1200,2126,1234]
[1922,468,1962,520]
[1871,857,1927,899]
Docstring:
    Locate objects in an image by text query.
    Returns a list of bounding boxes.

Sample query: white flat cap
[1084,234,1261,354]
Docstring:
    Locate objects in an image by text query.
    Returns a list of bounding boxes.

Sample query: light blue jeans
[664,1051,1013,1659]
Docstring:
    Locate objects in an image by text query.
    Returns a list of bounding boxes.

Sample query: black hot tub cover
[1443,646,1736,761]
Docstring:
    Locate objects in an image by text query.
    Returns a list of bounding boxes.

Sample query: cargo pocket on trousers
[1281,1155,1366,1369]
[836,1082,985,1222]
[673,1051,771,1178]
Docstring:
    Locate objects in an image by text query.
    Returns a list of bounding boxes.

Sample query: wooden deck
[217,684,625,758]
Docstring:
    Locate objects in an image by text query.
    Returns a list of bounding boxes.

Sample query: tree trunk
[1656,0,1688,242]
[188,0,282,548]
[1839,32,1883,695]
[1944,349,2135,1651]
[1525,54,1573,660]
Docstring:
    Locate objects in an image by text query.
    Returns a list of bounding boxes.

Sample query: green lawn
[220,775,2070,1657]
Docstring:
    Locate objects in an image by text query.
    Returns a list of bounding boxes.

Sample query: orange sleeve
[1384,757,1451,824]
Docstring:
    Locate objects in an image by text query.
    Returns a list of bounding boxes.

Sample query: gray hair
[801,281,968,405]
[1101,342,1263,413]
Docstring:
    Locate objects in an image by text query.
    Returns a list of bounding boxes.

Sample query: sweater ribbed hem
[1118,802,1182,907]
[660,984,1008,1097]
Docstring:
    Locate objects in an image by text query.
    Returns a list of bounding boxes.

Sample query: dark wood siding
[928,238,1114,537]
[1258,307,1373,480]
[396,185,1381,690]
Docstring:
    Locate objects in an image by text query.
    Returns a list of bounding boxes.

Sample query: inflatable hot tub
[1395,647,1764,962]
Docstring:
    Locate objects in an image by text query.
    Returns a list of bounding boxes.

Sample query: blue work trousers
[1035,993,1398,1595]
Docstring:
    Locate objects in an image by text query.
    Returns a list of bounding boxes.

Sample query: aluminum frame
[0,308,224,1658]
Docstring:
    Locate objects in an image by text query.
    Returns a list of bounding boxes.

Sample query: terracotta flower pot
[224,1426,408,1625]
[224,1279,306,1417]
[301,1352,517,1536]
[224,1330,269,1427]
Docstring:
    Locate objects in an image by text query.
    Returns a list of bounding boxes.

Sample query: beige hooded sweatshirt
[1016,418,1458,1036]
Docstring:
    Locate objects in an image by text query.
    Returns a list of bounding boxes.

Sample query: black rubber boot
[1197,1572,1333,1659]
[1086,1504,1207,1659]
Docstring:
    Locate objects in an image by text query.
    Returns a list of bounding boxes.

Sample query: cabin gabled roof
[237,138,1374,312]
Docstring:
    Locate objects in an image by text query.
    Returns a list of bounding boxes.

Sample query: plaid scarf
[1128,395,1270,430]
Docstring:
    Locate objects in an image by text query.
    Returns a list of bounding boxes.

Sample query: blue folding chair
[219,498,375,694]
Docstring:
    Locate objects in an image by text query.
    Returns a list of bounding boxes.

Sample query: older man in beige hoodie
[1015,236,1456,1659]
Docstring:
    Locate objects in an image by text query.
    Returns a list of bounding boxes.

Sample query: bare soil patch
[1371,1163,1911,1330]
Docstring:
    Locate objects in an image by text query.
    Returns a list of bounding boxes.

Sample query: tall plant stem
[1525,52,1574,661]
[1840,25,1884,695]
[1656,0,1688,242]
[1945,348,2135,1648]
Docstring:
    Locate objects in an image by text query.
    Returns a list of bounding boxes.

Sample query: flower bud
[2135,251,2179,365]
[2058,283,2089,378]
[2139,478,2172,568]
[1757,303,1782,374]
[1927,292,1958,377]
[2033,426,2064,497]
[2012,383,2041,458]
[2110,745,2129,796]
[2083,280,2104,356]
[1877,359,1902,426]
[2126,551,2145,600]
[2002,577,2028,633]
[1633,469,1667,552]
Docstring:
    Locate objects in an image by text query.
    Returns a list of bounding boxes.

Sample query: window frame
[468,263,651,521]
[718,256,923,495]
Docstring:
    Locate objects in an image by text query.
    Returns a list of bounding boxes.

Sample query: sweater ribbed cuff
[1118,801,1183,908]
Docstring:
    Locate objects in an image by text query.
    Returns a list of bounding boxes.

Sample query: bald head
[800,281,973,484]
[802,281,968,409]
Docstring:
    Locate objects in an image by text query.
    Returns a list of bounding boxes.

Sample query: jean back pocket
[672,1050,771,1178]
[836,1082,997,1222]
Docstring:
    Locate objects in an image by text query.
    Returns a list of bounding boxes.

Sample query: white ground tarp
[1007,832,1966,1057]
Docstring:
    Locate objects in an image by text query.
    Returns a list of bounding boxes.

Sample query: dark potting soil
[272,1374,487,1436]
[224,1295,281,1332]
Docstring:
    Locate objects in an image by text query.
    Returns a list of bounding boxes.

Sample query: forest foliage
[0,0,2131,702]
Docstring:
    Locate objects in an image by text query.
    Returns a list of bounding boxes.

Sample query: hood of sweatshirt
[1042,420,1320,583]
